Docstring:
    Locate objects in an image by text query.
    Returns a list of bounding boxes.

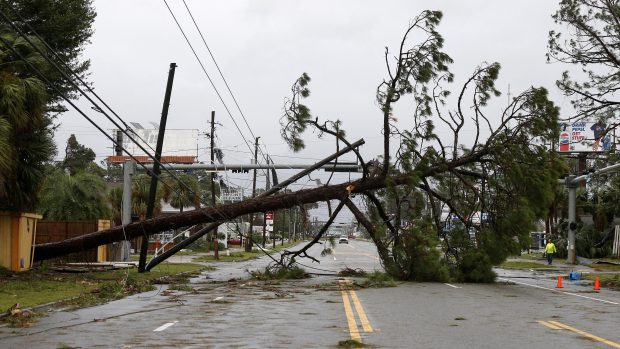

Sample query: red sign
[265,212,274,221]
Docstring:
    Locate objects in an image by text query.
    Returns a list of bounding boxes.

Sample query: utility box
[0,212,42,272]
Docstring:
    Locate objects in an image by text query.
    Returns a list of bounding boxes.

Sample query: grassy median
[0,263,205,312]
[499,261,554,269]
[195,241,299,263]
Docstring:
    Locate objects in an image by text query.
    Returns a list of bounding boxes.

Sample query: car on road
[338,236,349,244]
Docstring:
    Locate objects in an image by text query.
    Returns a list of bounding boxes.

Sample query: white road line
[444,283,462,289]
[498,277,620,305]
[153,321,178,332]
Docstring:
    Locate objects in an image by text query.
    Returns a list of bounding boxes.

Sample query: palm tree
[165,173,201,213]
[0,32,55,211]
[131,174,167,219]
[37,168,110,220]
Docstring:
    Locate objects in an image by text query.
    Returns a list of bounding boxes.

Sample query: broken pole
[139,62,177,272]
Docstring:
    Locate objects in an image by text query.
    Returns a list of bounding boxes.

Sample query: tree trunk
[34,174,415,261]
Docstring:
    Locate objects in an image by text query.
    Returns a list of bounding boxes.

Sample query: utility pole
[139,62,177,273]
[210,111,216,206]
[116,160,135,262]
[262,157,271,248]
[245,136,260,252]
[566,175,577,264]
[210,111,218,260]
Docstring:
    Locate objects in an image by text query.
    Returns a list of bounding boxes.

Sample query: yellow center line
[348,290,373,332]
[537,320,563,330]
[547,320,620,348]
[340,290,361,342]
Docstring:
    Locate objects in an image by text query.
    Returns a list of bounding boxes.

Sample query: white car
[338,236,349,244]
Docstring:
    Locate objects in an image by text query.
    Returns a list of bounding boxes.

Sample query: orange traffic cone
[556,275,563,289]
[594,276,600,292]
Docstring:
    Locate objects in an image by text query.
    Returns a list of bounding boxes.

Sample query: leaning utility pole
[246,136,260,252]
[210,110,218,260]
[139,62,177,272]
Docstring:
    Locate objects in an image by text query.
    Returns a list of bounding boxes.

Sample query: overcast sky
[54,1,571,222]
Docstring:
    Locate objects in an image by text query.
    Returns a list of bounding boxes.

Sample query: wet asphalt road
[0,240,619,348]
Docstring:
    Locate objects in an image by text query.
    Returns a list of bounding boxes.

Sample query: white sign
[220,188,244,202]
[558,122,611,153]
[120,129,199,157]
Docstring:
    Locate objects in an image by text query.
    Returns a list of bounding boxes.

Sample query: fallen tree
[37,10,564,282]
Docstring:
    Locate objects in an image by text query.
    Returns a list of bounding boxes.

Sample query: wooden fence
[36,220,110,263]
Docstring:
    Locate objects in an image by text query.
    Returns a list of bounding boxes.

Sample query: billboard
[558,121,612,153]
[119,129,199,157]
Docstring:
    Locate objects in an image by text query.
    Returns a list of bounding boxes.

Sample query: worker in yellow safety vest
[544,239,557,265]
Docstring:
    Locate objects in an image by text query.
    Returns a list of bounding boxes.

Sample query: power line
[0,1,220,204]
[162,0,255,159]
[180,0,272,167]
[0,4,201,201]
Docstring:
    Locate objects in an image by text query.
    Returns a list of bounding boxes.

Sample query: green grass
[195,251,261,262]
[499,261,553,269]
[586,261,620,272]
[515,252,546,261]
[0,263,205,311]
[582,274,620,290]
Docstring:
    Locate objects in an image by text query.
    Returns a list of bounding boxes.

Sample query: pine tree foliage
[62,134,96,175]
[548,0,620,124]
[279,10,565,281]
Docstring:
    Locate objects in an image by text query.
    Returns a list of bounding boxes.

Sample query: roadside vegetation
[583,274,620,290]
[251,265,309,280]
[193,241,299,263]
[499,261,554,269]
[585,262,620,272]
[0,263,205,318]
